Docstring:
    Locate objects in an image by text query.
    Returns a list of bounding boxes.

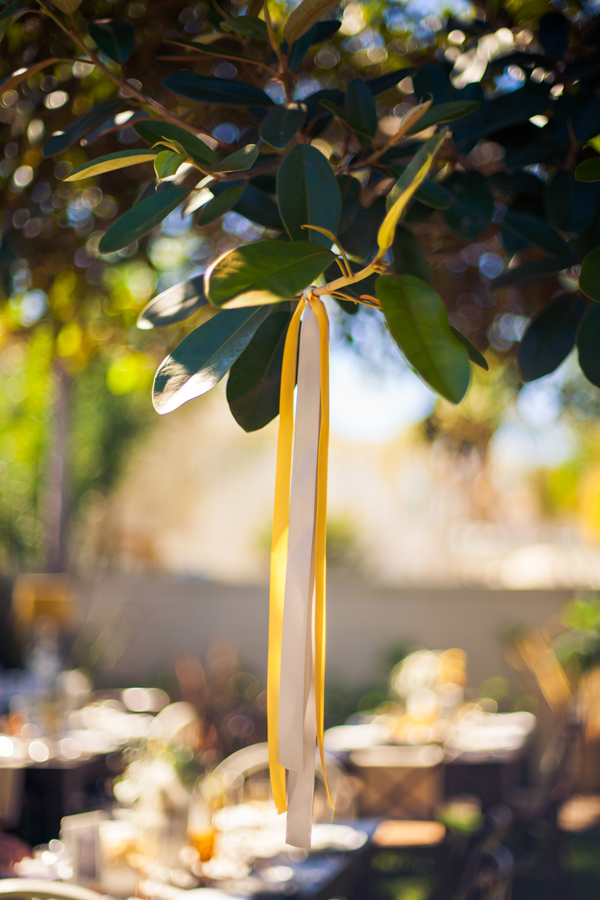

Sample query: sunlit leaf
[377,274,470,403]
[154,149,187,182]
[62,149,157,181]
[227,308,293,431]
[205,240,334,308]
[153,306,271,414]
[221,15,269,40]
[98,187,190,253]
[211,144,259,173]
[276,144,341,245]
[52,0,83,12]
[575,158,600,182]
[283,0,339,44]
[377,130,447,259]
[138,276,209,329]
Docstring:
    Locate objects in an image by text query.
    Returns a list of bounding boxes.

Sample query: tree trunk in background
[44,360,70,573]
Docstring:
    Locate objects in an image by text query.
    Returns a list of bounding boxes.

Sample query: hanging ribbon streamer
[267,290,332,849]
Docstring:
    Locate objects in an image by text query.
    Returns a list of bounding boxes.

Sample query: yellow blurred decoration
[12,573,75,631]
[579,464,600,541]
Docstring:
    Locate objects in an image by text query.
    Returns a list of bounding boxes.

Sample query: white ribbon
[278,303,321,849]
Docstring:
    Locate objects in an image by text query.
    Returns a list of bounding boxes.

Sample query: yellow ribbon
[267,291,332,815]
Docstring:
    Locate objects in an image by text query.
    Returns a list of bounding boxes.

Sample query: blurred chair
[209,741,357,819]
[350,744,444,819]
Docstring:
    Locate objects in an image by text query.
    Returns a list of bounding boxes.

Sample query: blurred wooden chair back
[350,744,444,819]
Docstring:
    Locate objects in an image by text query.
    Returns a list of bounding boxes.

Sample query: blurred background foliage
[3,0,600,570]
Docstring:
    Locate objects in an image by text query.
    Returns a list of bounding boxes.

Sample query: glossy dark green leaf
[340,197,386,261]
[389,166,452,210]
[319,99,371,136]
[518,294,586,382]
[413,64,451,104]
[138,276,208,329]
[205,240,334,308]
[197,184,245,226]
[407,100,481,133]
[134,120,217,167]
[346,79,377,137]
[502,209,573,258]
[501,226,527,255]
[579,246,600,302]
[259,105,306,149]
[221,15,268,40]
[43,99,123,157]
[490,256,574,291]
[545,170,596,236]
[89,19,134,64]
[450,328,489,371]
[576,158,600,182]
[377,274,470,403]
[212,144,258,173]
[163,72,274,107]
[227,308,293,431]
[392,225,431,284]
[442,171,494,241]
[234,184,283,230]
[153,306,271,414]
[287,20,341,69]
[577,304,600,387]
[338,174,361,234]
[98,187,190,254]
[276,145,341,246]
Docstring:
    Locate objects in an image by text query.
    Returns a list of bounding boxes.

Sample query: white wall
[74,574,573,691]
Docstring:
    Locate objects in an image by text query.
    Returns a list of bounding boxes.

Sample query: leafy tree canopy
[2,0,600,440]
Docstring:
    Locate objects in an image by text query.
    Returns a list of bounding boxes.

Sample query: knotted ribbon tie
[267,289,332,849]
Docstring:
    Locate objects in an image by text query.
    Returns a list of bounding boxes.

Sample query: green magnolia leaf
[365,68,415,96]
[442,171,493,242]
[276,145,341,246]
[52,0,83,11]
[287,20,341,70]
[575,157,600,182]
[0,57,62,95]
[197,184,246,226]
[502,209,573,258]
[153,306,271,414]
[259,105,306,149]
[407,100,481,133]
[338,174,361,234]
[134,120,217,167]
[165,38,256,67]
[450,327,489,370]
[346,79,377,137]
[389,166,452,210]
[545,170,596,236]
[377,130,447,259]
[43,99,123,157]
[577,304,600,387]
[392,225,431,283]
[518,294,586,381]
[63,149,157,181]
[154,149,187,181]
[211,144,259,173]
[376,274,471,403]
[163,73,274,107]
[89,19,134,64]
[319,99,371,136]
[98,187,190,253]
[205,240,335,308]
[579,246,600,302]
[0,0,20,21]
[234,184,284,230]
[227,308,293,431]
[491,256,574,291]
[283,0,339,43]
[221,15,268,40]
[138,276,209,329]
